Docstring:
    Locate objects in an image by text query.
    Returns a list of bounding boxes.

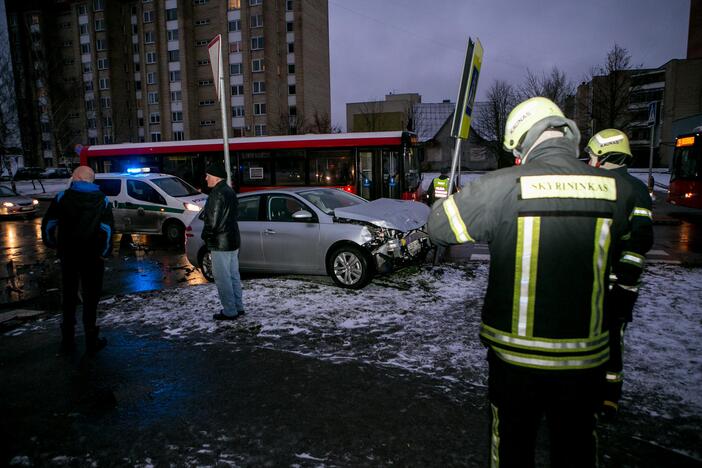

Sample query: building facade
[5,0,330,167]
[346,93,420,133]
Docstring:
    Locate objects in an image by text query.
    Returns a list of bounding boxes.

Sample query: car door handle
[264,229,276,235]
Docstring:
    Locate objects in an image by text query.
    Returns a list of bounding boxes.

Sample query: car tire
[199,248,214,282]
[327,244,373,289]
[163,219,185,244]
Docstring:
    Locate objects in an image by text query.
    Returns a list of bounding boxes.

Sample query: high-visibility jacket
[427,137,637,371]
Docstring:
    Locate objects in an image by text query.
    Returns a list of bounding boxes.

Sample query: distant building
[5,0,330,167]
[688,0,702,59]
[346,93,420,133]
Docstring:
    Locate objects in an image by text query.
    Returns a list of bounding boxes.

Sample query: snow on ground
[90,262,702,420]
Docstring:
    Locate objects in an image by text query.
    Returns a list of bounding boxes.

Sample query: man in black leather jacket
[200,162,244,320]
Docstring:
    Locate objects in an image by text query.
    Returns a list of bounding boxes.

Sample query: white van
[94,170,207,243]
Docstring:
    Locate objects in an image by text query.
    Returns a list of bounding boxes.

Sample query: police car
[94,168,207,243]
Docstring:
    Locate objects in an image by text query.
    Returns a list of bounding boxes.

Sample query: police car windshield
[0,186,16,196]
[151,177,200,197]
[298,189,366,215]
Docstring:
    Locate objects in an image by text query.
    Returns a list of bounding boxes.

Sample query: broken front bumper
[367,229,432,274]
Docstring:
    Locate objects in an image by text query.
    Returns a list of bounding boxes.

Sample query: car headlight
[2,202,14,207]
[32,199,39,205]
[183,202,201,212]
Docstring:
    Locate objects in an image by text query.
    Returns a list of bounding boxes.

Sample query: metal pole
[218,45,232,187]
[647,124,654,192]
[448,138,462,194]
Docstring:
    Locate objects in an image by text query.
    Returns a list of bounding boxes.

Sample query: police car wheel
[327,245,372,289]
[199,249,214,282]
[163,220,185,244]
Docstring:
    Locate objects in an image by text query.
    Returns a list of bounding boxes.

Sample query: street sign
[208,35,222,102]
[647,102,657,126]
[450,37,484,140]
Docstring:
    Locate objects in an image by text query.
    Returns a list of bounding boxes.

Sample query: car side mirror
[292,209,313,220]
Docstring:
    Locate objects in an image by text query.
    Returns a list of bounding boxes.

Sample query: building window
[135,80,142,90]
[194,0,208,4]
[168,50,179,62]
[101,97,111,108]
[81,43,91,54]
[251,36,264,50]
[148,92,159,104]
[62,40,73,48]
[286,21,293,32]
[170,90,182,101]
[231,85,244,95]
[199,99,215,106]
[194,19,210,26]
[288,84,296,95]
[228,20,241,32]
[151,132,161,142]
[103,116,113,127]
[252,58,264,72]
[197,59,210,66]
[144,31,155,43]
[147,72,156,84]
[167,29,179,41]
[104,134,113,144]
[230,63,242,75]
[287,63,295,74]
[254,124,266,136]
[143,10,154,23]
[94,0,104,11]
[173,130,185,140]
[286,0,293,11]
[63,58,75,65]
[146,52,157,63]
[80,24,89,35]
[150,112,160,124]
[132,23,138,34]
[88,137,98,145]
[95,19,105,31]
[200,120,215,127]
[78,4,88,15]
[228,0,240,9]
[165,8,177,21]
[249,0,262,5]
[87,118,96,129]
[288,105,296,116]
[133,43,140,53]
[232,105,244,117]
[96,39,107,51]
[85,81,94,91]
[229,42,242,53]
[169,70,181,82]
[172,111,183,122]
[99,78,110,90]
[83,63,92,73]
[195,39,208,46]
[97,58,109,70]
[198,79,213,87]
[253,81,265,94]
[287,42,294,54]
[250,15,263,28]
[253,103,266,115]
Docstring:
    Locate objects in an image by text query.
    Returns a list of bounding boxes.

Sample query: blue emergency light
[126,167,151,174]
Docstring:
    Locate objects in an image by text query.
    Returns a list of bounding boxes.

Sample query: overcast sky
[328,0,691,131]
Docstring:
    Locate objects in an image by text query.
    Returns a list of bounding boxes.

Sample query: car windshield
[298,189,366,215]
[151,177,200,197]
[0,186,16,197]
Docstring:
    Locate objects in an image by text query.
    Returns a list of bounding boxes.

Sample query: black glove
[606,284,638,323]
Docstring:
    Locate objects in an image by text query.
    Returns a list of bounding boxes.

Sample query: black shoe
[86,337,107,355]
[213,312,241,321]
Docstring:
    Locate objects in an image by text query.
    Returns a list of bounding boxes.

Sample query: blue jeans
[210,249,244,316]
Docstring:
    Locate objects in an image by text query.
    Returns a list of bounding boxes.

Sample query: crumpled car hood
[334,198,431,231]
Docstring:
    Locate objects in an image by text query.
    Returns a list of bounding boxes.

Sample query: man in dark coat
[42,166,113,354]
[200,162,244,320]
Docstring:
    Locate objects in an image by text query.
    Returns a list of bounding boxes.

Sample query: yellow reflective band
[490,404,500,468]
[591,218,612,337]
[520,175,617,201]
[621,252,644,267]
[493,347,609,370]
[631,207,652,219]
[481,324,610,352]
[442,197,473,243]
[512,217,540,337]
[606,372,623,382]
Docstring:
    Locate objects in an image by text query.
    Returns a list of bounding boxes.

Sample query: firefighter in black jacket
[427,97,638,467]
[42,166,114,354]
[586,129,654,419]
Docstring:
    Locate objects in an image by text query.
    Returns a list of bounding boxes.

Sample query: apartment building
[5,0,330,167]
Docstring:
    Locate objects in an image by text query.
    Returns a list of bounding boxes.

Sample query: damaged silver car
[185,187,431,289]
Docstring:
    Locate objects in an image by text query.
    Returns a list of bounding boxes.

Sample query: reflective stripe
[618,283,639,293]
[620,251,644,268]
[520,175,617,201]
[606,371,623,382]
[513,217,540,337]
[591,218,612,337]
[631,207,652,219]
[442,197,473,243]
[490,403,500,468]
[493,347,609,370]
[481,324,610,352]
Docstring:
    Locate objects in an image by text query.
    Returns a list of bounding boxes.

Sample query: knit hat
[206,161,227,179]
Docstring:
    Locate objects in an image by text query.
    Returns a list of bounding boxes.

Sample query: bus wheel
[163,220,185,244]
[327,244,373,289]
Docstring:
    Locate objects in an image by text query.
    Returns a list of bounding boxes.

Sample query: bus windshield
[672,145,702,181]
[151,177,200,197]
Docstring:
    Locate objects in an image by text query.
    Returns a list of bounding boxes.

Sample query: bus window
[308,150,353,187]
[359,151,374,199]
[672,146,701,181]
[241,152,272,186]
[273,151,305,185]
[403,146,420,193]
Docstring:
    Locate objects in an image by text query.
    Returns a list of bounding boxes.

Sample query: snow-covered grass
[95,262,702,421]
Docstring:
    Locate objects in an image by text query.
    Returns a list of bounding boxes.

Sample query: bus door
[359,150,377,200]
[381,149,401,199]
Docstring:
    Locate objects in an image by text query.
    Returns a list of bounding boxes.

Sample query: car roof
[238,187,343,196]
[95,172,175,179]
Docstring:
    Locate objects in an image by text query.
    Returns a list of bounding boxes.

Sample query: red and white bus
[79,131,422,201]
[669,131,702,209]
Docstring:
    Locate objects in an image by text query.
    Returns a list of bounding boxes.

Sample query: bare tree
[520,66,575,112]
[475,80,519,168]
[355,100,384,132]
[590,44,637,132]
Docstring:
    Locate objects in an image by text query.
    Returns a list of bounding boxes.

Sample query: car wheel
[199,248,214,282]
[327,245,373,289]
[163,220,185,244]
